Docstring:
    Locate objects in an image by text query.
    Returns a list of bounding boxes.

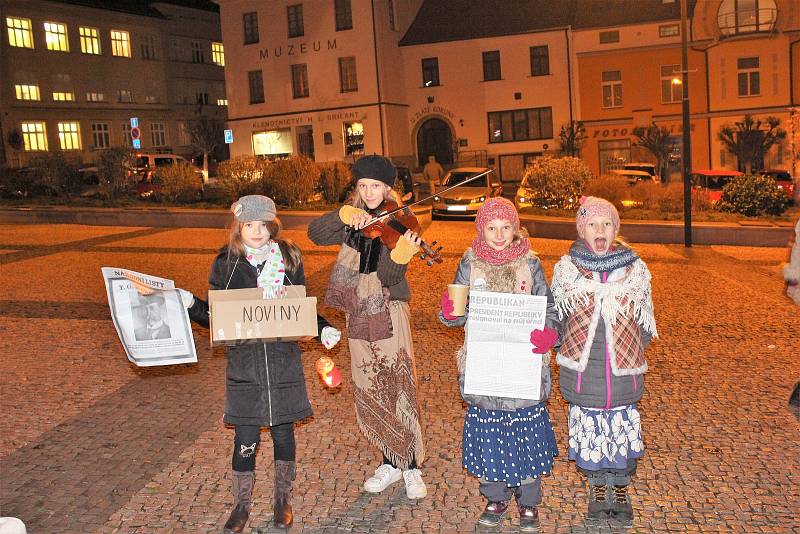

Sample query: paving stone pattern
[1,222,798,533]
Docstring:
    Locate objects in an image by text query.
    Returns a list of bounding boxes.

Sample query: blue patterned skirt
[568,404,644,471]
[462,403,558,486]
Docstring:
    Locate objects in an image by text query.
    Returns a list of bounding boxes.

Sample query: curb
[0,206,791,247]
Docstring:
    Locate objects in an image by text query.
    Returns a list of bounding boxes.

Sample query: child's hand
[440,291,456,321]
[338,205,369,226]
[530,327,558,354]
[320,326,341,349]
[177,288,194,309]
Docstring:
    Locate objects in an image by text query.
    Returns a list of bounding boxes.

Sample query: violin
[360,200,443,266]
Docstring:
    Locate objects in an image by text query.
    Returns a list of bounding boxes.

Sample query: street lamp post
[680,0,692,247]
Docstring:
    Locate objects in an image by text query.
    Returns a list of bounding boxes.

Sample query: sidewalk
[0,205,793,247]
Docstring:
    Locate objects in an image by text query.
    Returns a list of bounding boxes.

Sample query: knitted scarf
[568,239,639,272]
[244,242,285,298]
[471,236,529,265]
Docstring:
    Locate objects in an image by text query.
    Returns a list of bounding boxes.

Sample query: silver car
[431,167,503,219]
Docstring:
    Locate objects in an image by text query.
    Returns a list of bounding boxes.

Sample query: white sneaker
[363,464,403,493]
[403,469,427,499]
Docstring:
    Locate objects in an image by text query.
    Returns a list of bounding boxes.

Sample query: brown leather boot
[273,460,296,529]
[223,470,254,534]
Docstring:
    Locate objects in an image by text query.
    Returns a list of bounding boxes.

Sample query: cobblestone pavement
[1,221,798,534]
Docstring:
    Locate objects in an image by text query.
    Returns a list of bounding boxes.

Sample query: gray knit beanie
[231,195,276,222]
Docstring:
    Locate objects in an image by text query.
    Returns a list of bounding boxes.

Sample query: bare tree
[718,115,787,174]
[188,117,225,182]
[558,121,587,157]
[632,122,673,182]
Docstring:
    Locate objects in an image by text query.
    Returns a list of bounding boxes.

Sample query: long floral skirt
[568,404,644,472]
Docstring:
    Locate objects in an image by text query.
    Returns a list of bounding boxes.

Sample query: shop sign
[590,123,695,138]
[253,116,314,130]
[410,105,456,125]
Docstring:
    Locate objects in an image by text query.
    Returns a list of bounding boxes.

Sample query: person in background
[423,155,444,196]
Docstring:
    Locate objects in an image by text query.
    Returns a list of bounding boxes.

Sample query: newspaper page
[101,267,197,367]
[463,291,547,400]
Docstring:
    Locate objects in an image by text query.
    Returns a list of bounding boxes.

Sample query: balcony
[717,6,777,37]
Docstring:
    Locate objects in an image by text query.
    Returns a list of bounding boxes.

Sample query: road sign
[133,139,141,149]
[224,129,234,144]
[130,126,141,140]
[130,117,138,128]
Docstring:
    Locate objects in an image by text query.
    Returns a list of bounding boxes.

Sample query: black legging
[232,423,295,472]
[383,454,417,471]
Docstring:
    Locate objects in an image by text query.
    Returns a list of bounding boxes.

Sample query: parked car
[431,167,502,218]
[132,153,204,199]
[690,169,743,203]
[623,162,658,180]
[394,163,416,202]
[610,168,657,185]
[760,169,795,203]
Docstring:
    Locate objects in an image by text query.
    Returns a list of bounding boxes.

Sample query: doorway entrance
[297,126,315,160]
[416,118,453,167]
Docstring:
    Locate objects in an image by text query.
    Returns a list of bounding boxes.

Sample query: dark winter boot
[273,460,296,529]
[223,470,254,534]
[610,484,633,523]
[587,483,611,520]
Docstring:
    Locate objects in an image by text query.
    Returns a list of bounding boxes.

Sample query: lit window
[718,0,777,36]
[44,22,69,52]
[91,122,110,149]
[52,91,75,101]
[151,122,166,147]
[58,121,81,150]
[344,121,364,156]
[212,42,225,66]
[111,30,131,57]
[79,26,101,54]
[291,64,309,98]
[15,84,40,101]
[737,56,760,96]
[601,70,623,108]
[7,17,34,48]
[217,98,228,106]
[86,92,105,102]
[660,65,682,103]
[659,24,680,37]
[117,89,133,103]
[21,121,48,151]
[191,41,204,63]
[145,95,160,104]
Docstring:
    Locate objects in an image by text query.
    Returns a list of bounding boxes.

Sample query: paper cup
[447,284,469,316]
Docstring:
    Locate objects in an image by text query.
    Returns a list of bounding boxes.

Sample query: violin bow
[361,168,495,228]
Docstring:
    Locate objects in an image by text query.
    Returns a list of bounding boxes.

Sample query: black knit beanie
[352,155,397,186]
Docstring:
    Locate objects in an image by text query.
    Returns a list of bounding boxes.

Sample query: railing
[454,149,488,168]
[717,8,777,37]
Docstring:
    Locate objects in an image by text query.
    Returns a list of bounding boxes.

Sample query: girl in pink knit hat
[438,197,559,531]
[550,196,658,524]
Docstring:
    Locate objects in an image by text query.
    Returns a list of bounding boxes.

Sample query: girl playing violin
[307,155,428,500]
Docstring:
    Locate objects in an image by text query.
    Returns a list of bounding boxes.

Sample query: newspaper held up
[463,291,547,400]
[101,267,197,367]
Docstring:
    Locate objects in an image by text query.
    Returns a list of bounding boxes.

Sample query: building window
[291,63,309,98]
[287,4,304,38]
[191,41,205,63]
[117,89,133,103]
[217,98,228,106]
[660,65,682,103]
[599,30,620,44]
[79,26,101,54]
[177,121,190,145]
[421,57,440,87]
[530,46,549,76]
[52,91,75,101]
[145,95,160,104]
[248,70,264,104]
[659,24,680,37]
[111,30,131,57]
[737,56,760,96]
[338,56,358,92]
[344,121,364,155]
[141,34,157,60]
[487,107,553,143]
[243,12,259,44]
[7,17,34,48]
[601,70,623,108]
[212,42,225,66]
[335,0,353,31]
[15,84,40,101]
[58,121,81,150]
[91,122,110,149]
[86,92,105,102]
[44,22,69,52]
[718,0,777,36]
[151,122,166,147]
[21,122,47,151]
[196,91,209,105]
[388,0,396,30]
[482,50,501,81]
[122,123,132,147]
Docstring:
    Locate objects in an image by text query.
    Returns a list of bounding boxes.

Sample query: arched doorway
[416,118,454,167]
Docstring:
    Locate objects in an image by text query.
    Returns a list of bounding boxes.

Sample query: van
[133,153,203,182]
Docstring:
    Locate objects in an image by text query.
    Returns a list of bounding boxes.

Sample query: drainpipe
[565,27,574,126]
[370,0,386,155]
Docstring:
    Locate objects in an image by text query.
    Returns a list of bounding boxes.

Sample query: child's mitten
[320,326,341,349]
[530,327,558,354]
[338,205,368,225]
[177,288,195,309]
[389,234,420,264]
[440,291,456,321]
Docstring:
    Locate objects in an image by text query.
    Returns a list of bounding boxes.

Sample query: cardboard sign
[208,285,318,345]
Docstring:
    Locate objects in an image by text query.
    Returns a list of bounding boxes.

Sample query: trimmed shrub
[97,147,136,201]
[29,152,80,195]
[262,155,319,206]
[217,156,264,201]
[717,174,788,216]
[583,174,630,210]
[318,161,352,203]
[521,155,592,208]
[153,162,202,203]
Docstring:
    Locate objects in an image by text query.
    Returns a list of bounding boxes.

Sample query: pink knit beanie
[576,196,620,236]
[475,197,520,234]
